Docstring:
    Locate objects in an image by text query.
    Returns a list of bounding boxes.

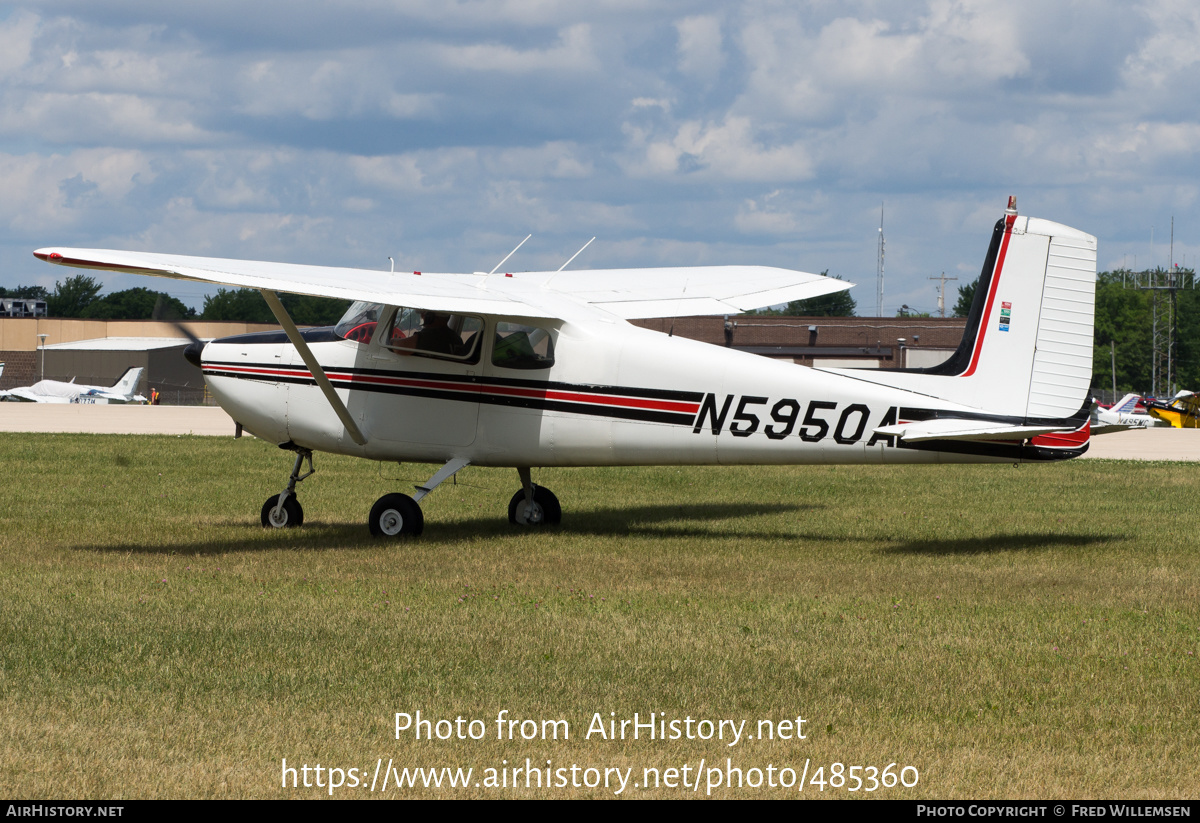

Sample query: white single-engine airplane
[1090,393,1165,434]
[34,198,1096,537]
[0,367,146,404]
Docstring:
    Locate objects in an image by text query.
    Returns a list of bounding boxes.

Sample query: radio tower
[876,203,885,317]
[1139,216,1188,397]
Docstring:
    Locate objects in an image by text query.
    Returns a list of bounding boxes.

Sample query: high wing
[529,266,849,319]
[32,248,849,320]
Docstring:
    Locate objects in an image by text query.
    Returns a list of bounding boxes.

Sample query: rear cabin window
[386,308,483,363]
[492,322,555,370]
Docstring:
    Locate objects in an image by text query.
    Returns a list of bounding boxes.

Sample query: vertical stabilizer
[112,367,145,396]
[818,203,1096,422]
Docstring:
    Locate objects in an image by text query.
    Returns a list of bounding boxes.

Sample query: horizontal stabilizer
[872,419,1074,443]
[1090,422,1132,436]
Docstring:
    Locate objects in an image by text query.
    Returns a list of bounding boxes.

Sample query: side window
[386,308,482,363]
[492,321,555,370]
[334,301,384,345]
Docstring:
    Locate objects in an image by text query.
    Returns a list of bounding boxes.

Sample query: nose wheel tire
[508,486,561,526]
[369,493,424,537]
[261,494,303,528]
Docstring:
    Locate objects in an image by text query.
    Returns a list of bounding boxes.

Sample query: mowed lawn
[1,433,1197,799]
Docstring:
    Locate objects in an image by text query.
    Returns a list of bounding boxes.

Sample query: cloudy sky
[1,0,1197,315]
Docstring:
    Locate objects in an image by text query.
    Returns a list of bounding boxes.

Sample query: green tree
[201,288,350,325]
[0,285,49,300]
[746,272,856,316]
[896,305,932,318]
[283,293,353,326]
[953,280,977,317]
[47,274,103,317]
[81,287,196,320]
[200,288,273,322]
[1092,271,1151,393]
[1172,275,1200,392]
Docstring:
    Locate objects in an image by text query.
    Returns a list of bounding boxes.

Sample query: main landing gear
[367,493,423,537]
[260,451,561,536]
[508,466,561,526]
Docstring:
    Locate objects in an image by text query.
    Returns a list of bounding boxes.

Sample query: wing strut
[259,289,367,446]
[413,457,470,502]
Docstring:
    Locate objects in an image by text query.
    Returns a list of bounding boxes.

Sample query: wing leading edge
[33,248,850,321]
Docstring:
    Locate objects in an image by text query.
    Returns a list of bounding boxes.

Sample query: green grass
[1,433,1198,798]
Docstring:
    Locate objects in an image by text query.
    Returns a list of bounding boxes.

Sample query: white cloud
[428,23,598,74]
[675,15,724,84]
[348,148,478,193]
[0,11,38,79]
[0,148,153,232]
[0,91,219,144]
[1121,0,1200,90]
[1,1,1198,315]
[488,142,593,179]
[624,116,814,182]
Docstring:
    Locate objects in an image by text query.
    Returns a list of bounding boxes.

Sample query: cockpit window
[334,301,384,344]
[492,321,555,370]
[386,307,483,363]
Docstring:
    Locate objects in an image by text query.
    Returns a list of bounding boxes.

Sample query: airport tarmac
[0,404,238,437]
[0,405,1197,460]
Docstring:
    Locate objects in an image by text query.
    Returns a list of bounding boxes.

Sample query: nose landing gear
[262,494,303,528]
[261,448,314,529]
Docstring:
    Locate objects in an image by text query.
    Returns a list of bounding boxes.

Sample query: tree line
[953,270,1200,394]
[9,274,350,325]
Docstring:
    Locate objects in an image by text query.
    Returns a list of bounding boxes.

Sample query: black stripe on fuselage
[214,327,343,345]
[202,361,701,426]
[895,437,1087,462]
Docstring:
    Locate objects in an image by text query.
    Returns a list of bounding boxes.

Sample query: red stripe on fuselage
[475,383,698,413]
[203,364,700,414]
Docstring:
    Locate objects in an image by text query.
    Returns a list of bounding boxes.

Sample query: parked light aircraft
[1145,390,1200,428]
[1090,393,1166,434]
[34,198,1096,537]
[0,367,146,404]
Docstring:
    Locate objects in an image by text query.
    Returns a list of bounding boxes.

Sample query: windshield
[334,301,384,344]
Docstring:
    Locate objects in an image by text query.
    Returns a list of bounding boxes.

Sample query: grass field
[1,433,1197,799]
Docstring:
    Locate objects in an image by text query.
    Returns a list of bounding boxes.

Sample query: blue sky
[1,1,1197,315]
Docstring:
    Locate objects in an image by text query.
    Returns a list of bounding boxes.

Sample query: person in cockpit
[391,311,462,355]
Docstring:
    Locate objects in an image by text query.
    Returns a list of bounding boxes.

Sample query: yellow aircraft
[1145,391,1200,428]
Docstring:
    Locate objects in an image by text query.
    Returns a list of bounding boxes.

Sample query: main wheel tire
[508,486,562,526]
[261,494,303,528]
[369,493,424,537]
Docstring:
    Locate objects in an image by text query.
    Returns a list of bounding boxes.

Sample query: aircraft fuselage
[201,317,1083,468]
